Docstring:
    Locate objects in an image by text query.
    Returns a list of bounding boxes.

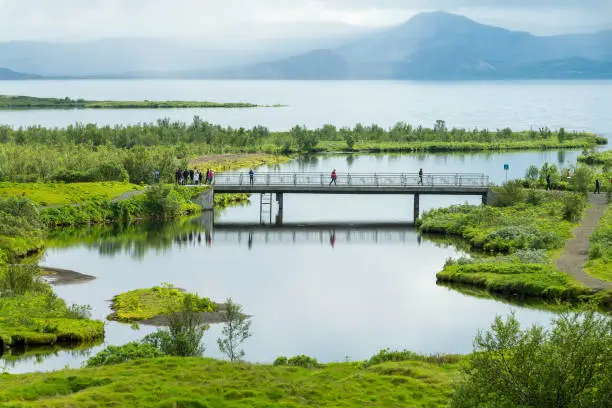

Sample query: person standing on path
[153,169,160,183]
[193,170,200,185]
[183,169,190,185]
[249,169,254,185]
[175,168,181,184]
[329,169,337,186]
[189,169,195,185]
[546,174,551,191]
[595,178,601,194]
[418,168,423,185]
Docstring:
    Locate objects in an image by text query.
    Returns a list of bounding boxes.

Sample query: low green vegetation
[0,119,604,184]
[521,161,611,193]
[0,182,142,207]
[418,184,612,307]
[586,203,612,282]
[0,197,44,261]
[0,95,265,109]
[453,309,612,408]
[0,356,460,407]
[108,284,217,323]
[2,309,609,407]
[579,149,612,167]
[0,264,103,348]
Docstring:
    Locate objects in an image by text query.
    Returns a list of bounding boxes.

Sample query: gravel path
[554,193,612,291]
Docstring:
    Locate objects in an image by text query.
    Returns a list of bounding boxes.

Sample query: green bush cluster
[85,342,165,367]
[0,119,603,184]
[0,197,44,259]
[365,349,461,368]
[273,354,321,368]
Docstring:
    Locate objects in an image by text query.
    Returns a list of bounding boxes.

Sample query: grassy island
[0,95,270,110]
[108,284,218,323]
[418,185,612,308]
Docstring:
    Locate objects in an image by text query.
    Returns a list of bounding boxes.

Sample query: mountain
[0,67,41,80]
[209,11,612,80]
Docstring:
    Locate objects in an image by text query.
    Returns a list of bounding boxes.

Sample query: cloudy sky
[1,0,610,42]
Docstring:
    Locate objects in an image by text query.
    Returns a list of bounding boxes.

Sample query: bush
[492,181,525,207]
[85,342,165,367]
[562,193,586,222]
[274,355,320,368]
[452,310,612,408]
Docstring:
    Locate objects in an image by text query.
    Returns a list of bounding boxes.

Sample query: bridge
[194,172,491,222]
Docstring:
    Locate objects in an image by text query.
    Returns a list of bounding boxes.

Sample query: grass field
[0,182,143,207]
[0,356,461,407]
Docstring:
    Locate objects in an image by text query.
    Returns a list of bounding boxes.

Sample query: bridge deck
[211,172,489,195]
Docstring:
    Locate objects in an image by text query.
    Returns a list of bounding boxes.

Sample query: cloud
[0,0,609,41]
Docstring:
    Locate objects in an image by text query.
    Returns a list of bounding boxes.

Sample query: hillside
[0,67,40,80]
[211,11,612,80]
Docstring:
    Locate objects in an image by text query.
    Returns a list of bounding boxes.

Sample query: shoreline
[40,266,96,285]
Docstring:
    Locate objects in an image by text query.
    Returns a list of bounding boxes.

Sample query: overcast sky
[1,0,610,42]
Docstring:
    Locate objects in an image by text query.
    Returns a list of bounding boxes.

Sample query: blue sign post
[504,164,510,181]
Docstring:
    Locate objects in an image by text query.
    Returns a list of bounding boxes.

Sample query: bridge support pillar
[276,193,284,212]
[413,194,420,221]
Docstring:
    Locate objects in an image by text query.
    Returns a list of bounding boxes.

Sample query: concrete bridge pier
[413,194,420,221]
[275,193,284,225]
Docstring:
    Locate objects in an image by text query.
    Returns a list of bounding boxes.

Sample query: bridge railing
[212,172,489,187]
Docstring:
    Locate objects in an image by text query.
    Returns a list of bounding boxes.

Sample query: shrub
[287,354,320,368]
[273,356,288,366]
[492,181,525,207]
[562,193,586,222]
[85,342,165,367]
[452,310,612,408]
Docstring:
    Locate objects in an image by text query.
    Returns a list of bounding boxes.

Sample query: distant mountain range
[2,11,612,80]
[0,67,40,80]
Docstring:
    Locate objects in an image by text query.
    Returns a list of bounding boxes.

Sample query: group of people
[175,168,214,185]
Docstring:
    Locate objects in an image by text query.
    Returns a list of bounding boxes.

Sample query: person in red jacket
[329,169,337,186]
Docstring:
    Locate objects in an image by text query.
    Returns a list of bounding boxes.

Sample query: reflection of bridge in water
[207,222,419,247]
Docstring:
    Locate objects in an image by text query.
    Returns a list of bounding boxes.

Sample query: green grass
[0,356,461,407]
[108,285,217,322]
[318,138,605,153]
[579,150,612,167]
[0,292,104,347]
[418,190,612,308]
[585,203,612,282]
[189,153,290,173]
[0,95,269,110]
[0,182,143,207]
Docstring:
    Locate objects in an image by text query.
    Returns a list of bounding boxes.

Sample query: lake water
[0,80,610,373]
[1,80,611,136]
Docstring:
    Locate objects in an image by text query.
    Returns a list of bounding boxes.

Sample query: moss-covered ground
[0,182,143,207]
[0,356,461,407]
[108,285,217,322]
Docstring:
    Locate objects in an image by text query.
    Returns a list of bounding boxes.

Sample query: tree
[452,310,612,408]
[434,120,447,134]
[217,298,252,362]
[525,165,540,183]
[570,166,594,195]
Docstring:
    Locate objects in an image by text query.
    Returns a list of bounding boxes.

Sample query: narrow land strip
[554,193,612,290]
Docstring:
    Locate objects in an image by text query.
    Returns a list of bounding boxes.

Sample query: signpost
[504,164,509,182]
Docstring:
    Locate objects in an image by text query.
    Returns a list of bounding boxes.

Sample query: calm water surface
[2,151,581,373]
[0,80,611,136]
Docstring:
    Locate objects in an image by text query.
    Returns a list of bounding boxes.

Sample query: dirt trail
[554,193,612,291]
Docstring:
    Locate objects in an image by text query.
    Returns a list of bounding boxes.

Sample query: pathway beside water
[555,193,611,290]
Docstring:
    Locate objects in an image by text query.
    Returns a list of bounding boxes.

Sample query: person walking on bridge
[418,168,423,185]
[249,169,254,185]
[329,169,337,186]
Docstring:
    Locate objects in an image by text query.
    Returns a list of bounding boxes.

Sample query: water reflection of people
[417,234,422,246]
[205,232,212,247]
[248,232,253,251]
[330,231,336,248]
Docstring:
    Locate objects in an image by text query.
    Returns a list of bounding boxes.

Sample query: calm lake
[0,80,610,373]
